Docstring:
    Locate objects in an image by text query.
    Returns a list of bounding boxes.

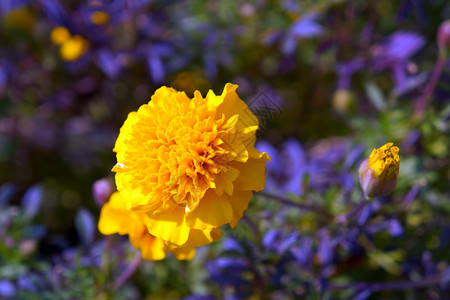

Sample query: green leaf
[364,81,387,112]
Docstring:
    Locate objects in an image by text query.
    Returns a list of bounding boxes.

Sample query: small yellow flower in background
[359,142,400,199]
[90,11,109,25]
[50,26,71,45]
[112,83,269,248]
[50,27,89,61]
[60,35,89,61]
[88,0,109,25]
[98,192,196,260]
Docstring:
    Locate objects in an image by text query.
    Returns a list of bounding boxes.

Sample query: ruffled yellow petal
[98,192,141,235]
[229,191,253,228]
[145,207,191,246]
[231,153,270,192]
[98,192,183,261]
[164,227,223,248]
[170,247,196,260]
[213,166,240,196]
[185,190,233,230]
[130,232,166,260]
[184,227,223,247]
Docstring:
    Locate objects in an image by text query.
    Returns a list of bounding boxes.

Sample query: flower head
[98,192,196,260]
[358,143,400,199]
[112,83,269,247]
[60,35,89,61]
[50,26,71,45]
[90,11,109,25]
[51,26,89,61]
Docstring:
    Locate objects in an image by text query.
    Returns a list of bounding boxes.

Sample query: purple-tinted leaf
[290,237,313,265]
[22,185,43,219]
[336,59,364,90]
[97,49,121,79]
[17,276,37,292]
[215,257,249,271]
[147,55,165,84]
[356,202,372,226]
[384,31,425,62]
[354,289,372,300]
[317,230,333,265]
[203,53,217,80]
[38,0,67,24]
[441,267,450,287]
[276,232,299,254]
[75,208,95,246]
[261,30,282,46]
[283,139,306,172]
[290,13,324,38]
[281,35,297,56]
[283,173,304,196]
[372,31,425,71]
[152,44,175,57]
[340,173,354,192]
[0,66,7,89]
[0,0,30,15]
[0,280,15,298]
[222,237,244,254]
[0,183,17,206]
[262,229,280,251]
[343,144,365,170]
[421,251,436,276]
[388,219,404,237]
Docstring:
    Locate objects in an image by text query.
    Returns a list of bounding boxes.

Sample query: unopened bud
[358,143,400,199]
[437,20,450,54]
[92,178,114,207]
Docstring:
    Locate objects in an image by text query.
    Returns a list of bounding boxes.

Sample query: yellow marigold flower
[98,192,196,260]
[60,35,89,61]
[112,83,270,247]
[358,142,400,199]
[51,26,71,45]
[90,11,109,25]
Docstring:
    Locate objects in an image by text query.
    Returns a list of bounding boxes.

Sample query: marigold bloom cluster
[50,26,89,61]
[99,83,269,259]
[359,142,400,199]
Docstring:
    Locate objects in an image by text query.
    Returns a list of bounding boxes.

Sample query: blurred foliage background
[0,0,449,299]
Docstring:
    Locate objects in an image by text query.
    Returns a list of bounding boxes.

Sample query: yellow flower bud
[358,142,400,199]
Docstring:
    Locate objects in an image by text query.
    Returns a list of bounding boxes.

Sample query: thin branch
[335,199,370,224]
[113,252,142,290]
[414,54,446,118]
[241,215,260,238]
[257,191,331,216]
